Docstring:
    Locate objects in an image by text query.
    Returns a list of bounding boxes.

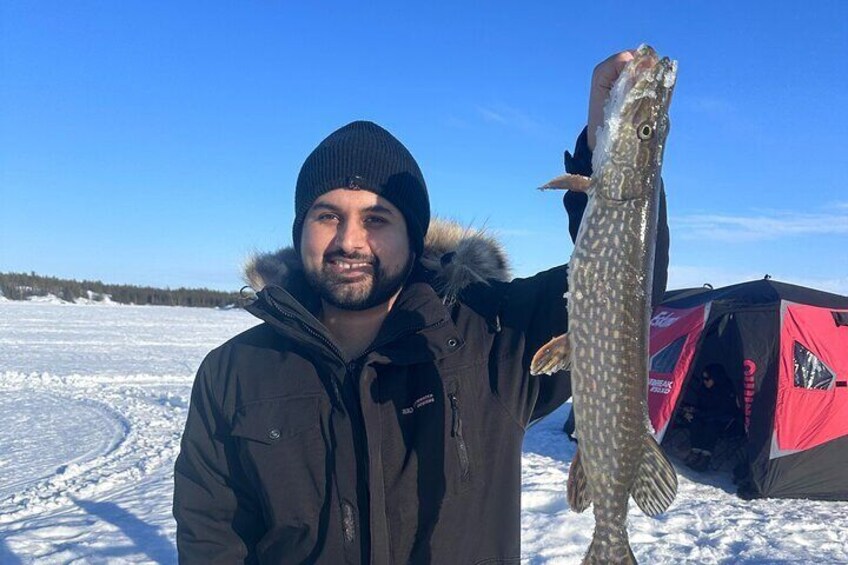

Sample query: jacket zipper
[265,293,345,408]
[266,293,360,546]
[266,291,460,545]
[341,501,356,545]
[265,293,345,359]
[448,392,471,481]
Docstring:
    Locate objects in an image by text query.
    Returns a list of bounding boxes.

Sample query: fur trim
[243,218,510,300]
[243,247,302,295]
[419,219,510,302]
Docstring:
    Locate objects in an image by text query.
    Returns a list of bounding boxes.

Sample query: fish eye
[637,123,653,140]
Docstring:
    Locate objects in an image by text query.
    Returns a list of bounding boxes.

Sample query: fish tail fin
[631,434,678,516]
[582,532,637,564]
[530,333,571,376]
[566,448,592,512]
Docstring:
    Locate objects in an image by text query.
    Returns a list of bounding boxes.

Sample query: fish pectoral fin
[566,448,592,513]
[539,173,592,192]
[631,435,678,516]
[530,333,572,376]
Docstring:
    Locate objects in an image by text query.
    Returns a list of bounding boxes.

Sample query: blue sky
[2,1,847,294]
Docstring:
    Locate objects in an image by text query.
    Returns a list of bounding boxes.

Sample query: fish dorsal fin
[631,435,678,516]
[566,448,592,513]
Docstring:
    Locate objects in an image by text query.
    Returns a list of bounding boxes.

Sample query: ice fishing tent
[648,279,848,500]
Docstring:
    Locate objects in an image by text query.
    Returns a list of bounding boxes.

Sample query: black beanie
[292,121,430,257]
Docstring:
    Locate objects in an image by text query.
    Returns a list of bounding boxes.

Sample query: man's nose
[335,220,367,253]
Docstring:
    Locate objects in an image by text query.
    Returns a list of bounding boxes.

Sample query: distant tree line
[0,272,245,308]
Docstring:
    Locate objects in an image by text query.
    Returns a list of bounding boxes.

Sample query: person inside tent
[682,363,741,472]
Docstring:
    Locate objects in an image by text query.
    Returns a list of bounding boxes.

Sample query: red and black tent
[648,278,848,500]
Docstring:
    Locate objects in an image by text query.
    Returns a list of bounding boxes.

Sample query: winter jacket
[173,130,670,564]
[693,375,739,424]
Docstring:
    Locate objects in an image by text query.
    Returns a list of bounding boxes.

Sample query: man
[173,49,669,564]
[683,364,741,472]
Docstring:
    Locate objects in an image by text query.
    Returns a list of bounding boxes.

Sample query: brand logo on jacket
[401,393,435,415]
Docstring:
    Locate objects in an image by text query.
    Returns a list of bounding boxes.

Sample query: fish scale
[532,45,678,564]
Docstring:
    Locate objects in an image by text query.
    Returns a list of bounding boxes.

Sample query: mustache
[322,252,376,264]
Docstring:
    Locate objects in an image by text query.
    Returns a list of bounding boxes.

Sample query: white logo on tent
[651,311,681,328]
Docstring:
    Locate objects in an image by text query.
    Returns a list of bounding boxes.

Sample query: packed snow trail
[0,302,256,564]
[1,302,847,563]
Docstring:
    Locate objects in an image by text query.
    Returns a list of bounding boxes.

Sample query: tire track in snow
[0,372,190,525]
[0,391,127,496]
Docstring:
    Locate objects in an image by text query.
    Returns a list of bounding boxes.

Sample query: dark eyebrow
[363,205,395,216]
[309,202,396,216]
[309,202,341,214]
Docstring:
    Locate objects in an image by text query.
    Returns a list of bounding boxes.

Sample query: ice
[1,301,846,563]
[0,301,254,376]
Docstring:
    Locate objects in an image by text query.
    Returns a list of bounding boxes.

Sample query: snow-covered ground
[1,301,846,564]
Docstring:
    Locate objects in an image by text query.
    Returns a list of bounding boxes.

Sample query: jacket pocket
[232,395,321,443]
[231,395,327,526]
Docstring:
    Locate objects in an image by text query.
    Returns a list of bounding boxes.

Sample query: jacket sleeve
[495,128,671,425]
[173,351,263,564]
[494,264,571,426]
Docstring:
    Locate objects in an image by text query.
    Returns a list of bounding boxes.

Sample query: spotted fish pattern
[533,45,678,564]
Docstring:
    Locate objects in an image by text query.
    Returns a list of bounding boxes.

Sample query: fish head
[592,45,677,202]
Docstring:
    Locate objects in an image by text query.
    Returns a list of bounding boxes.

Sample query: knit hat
[292,121,430,257]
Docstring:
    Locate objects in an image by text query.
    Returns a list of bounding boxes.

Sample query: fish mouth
[629,44,677,102]
[612,45,677,121]
[591,45,677,177]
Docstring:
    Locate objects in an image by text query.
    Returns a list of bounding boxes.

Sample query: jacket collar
[363,278,464,366]
[243,218,508,365]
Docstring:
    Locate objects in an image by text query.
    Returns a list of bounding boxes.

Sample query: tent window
[651,335,687,374]
[793,341,835,390]
[832,311,848,327]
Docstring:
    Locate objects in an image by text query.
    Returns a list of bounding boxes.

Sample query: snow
[2,301,847,564]
[74,291,118,305]
[24,294,68,305]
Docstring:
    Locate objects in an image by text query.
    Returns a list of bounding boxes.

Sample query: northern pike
[531,45,678,564]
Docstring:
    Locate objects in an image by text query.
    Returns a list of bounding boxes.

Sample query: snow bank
[73,290,120,305]
[25,294,68,305]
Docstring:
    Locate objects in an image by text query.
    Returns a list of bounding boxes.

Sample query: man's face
[300,188,413,311]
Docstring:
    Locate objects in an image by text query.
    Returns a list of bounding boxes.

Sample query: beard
[304,250,414,311]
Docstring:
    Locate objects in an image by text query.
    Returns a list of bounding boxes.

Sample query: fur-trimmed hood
[244,218,511,303]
